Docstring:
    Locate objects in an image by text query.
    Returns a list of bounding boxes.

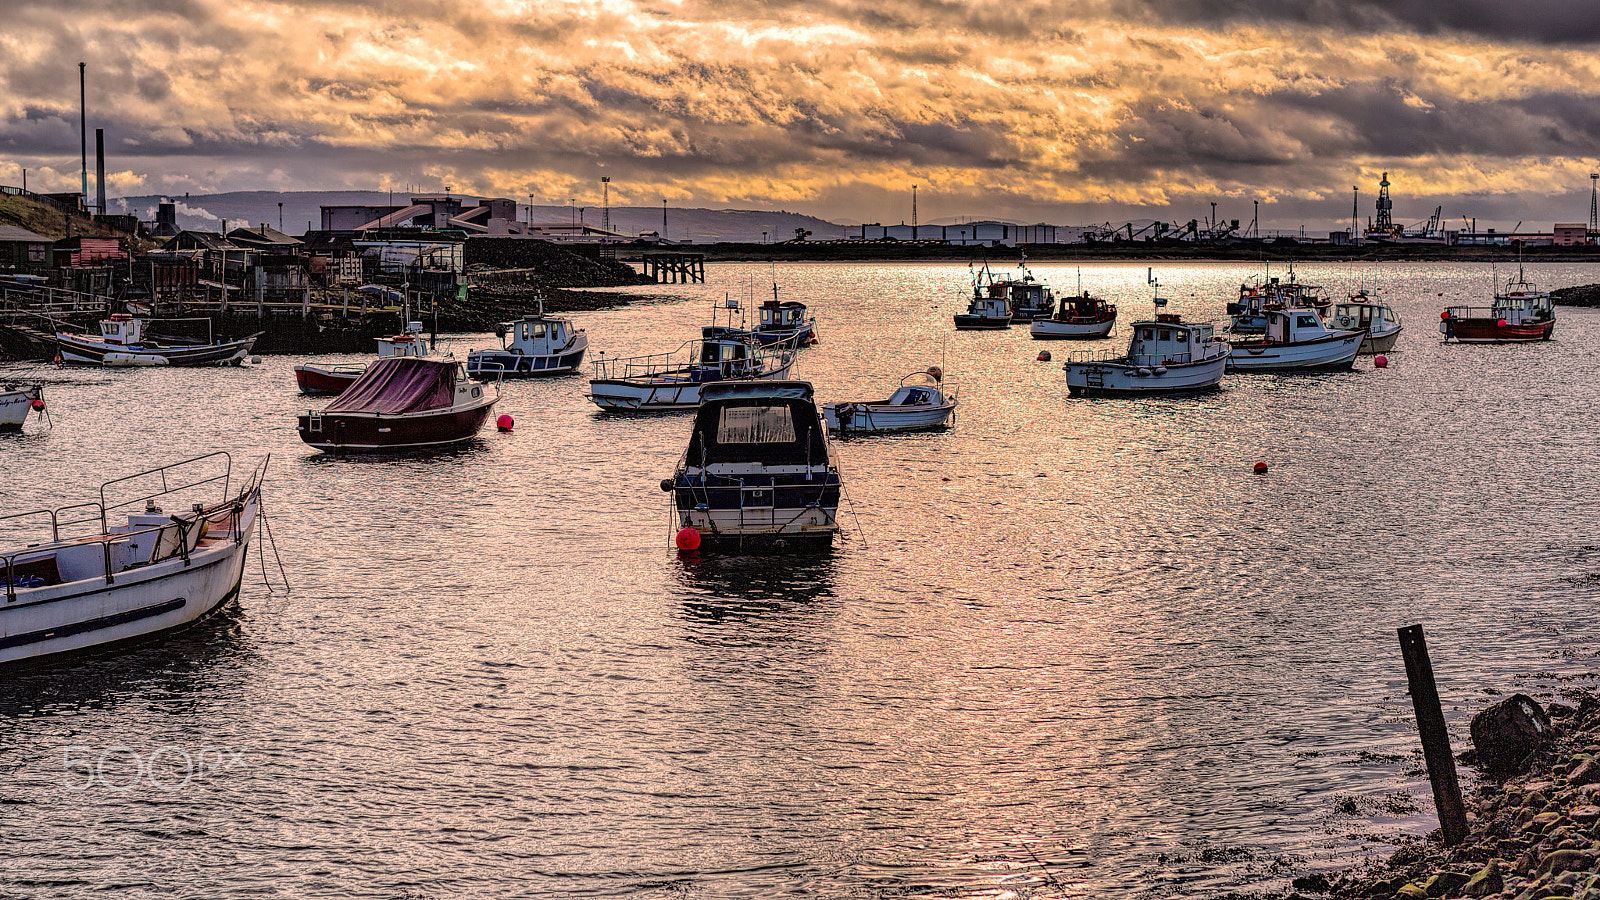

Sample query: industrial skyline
[3,2,1599,233]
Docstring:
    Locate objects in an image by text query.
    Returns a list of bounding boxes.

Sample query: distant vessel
[953,265,1013,330]
[1228,271,1327,333]
[297,357,497,452]
[661,381,841,550]
[1440,267,1555,343]
[753,299,818,346]
[588,327,799,412]
[1030,289,1117,340]
[294,322,432,394]
[56,314,260,367]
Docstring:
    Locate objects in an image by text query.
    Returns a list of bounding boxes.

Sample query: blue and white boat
[661,381,841,550]
[754,299,818,346]
[467,309,588,379]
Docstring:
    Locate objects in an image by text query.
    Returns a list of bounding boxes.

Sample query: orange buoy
[1374,355,1388,368]
[1253,461,1269,474]
[675,526,701,551]
[496,414,513,432]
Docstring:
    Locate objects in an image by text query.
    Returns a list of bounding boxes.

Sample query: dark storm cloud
[1125,0,1600,45]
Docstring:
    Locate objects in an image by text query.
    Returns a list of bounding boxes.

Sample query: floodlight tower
[1589,173,1597,240]
[601,177,611,232]
[1375,172,1393,234]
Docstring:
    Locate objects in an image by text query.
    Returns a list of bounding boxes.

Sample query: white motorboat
[1,383,44,431]
[822,367,958,435]
[0,453,264,670]
[1031,292,1118,340]
[1062,279,1228,396]
[1226,307,1363,372]
[1327,289,1402,354]
[588,327,800,412]
[660,381,841,550]
[1227,272,1327,333]
[467,309,588,379]
[57,313,260,366]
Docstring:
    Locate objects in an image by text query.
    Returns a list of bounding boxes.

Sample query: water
[3,260,1599,898]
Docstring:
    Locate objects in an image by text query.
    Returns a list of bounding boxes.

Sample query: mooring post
[1397,624,1468,846]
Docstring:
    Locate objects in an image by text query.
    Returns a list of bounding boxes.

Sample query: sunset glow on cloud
[3,0,1598,229]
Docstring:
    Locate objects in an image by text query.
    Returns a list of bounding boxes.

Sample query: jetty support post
[1397,624,1469,846]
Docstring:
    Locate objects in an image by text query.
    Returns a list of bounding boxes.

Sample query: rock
[1472,694,1555,776]
[1570,805,1600,823]
[1394,882,1428,899]
[1463,860,1504,897]
[1570,757,1600,788]
[1539,848,1594,875]
[1423,871,1470,897]
[1293,873,1332,893]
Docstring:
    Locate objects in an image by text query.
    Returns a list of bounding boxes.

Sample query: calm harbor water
[3,260,1600,898]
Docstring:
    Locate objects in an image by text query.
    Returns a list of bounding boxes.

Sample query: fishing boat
[466,308,588,379]
[56,314,261,367]
[1327,288,1402,354]
[1030,291,1118,340]
[953,263,1013,329]
[660,381,842,550]
[294,322,432,394]
[1062,279,1228,396]
[1226,308,1363,372]
[1003,267,1056,324]
[0,452,263,670]
[822,367,958,435]
[587,327,800,412]
[753,299,818,346]
[296,357,497,452]
[1,384,43,431]
[1440,267,1555,343]
[1228,272,1328,333]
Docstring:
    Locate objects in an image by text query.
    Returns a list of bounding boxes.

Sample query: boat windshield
[718,405,797,444]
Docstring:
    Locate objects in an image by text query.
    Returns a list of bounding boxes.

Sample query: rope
[255,497,290,595]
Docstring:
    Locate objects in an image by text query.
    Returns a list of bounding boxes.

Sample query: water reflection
[674,549,839,633]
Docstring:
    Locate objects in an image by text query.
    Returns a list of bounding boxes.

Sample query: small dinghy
[822,368,958,435]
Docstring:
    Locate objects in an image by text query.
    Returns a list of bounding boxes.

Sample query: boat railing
[1065,348,1124,364]
[1444,306,1502,319]
[592,343,696,380]
[100,451,234,532]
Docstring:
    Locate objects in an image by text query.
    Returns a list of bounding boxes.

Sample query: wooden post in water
[1397,624,1468,846]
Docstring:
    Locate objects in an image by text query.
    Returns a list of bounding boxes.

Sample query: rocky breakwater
[447,238,656,332]
[1551,285,1600,308]
[1306,691,1600,900]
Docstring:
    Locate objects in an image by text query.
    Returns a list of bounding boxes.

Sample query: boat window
[1382,310,1395,323]
[1158,329,1171,342]
[718,405,796,444]
[1140,328,1154,340]
[1297,315,1318,328]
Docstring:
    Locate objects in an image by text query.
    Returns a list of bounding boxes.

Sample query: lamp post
[528,194,533,227]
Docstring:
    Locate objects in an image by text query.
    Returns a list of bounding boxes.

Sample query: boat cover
[324,357,456,414]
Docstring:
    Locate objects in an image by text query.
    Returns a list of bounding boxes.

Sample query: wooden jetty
[642,253,705,284]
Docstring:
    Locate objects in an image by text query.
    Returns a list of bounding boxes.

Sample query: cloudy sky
[2,0,1599,232]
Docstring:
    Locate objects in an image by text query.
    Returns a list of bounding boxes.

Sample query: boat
[1226,307,1363,372]
[822,367,958,434]
[0,452,263,670]
[466,307,588,379]
[294,322,432,395]
[1,383,43,431]
[753,298,818,346]
[1228,272,1328,333]
[56,313,261,367]
[1327,288,1402,354]
[1062,280,1228,396]
[296,356,498,452]
[1440,267,1555,343]
[660,381,842,550]
[1001,264,1056,324]
[953,264,1014,329]
[1030,291,1118,340]
[587,327,800,412]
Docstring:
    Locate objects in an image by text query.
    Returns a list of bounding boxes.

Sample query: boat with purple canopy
[296,356,497,453]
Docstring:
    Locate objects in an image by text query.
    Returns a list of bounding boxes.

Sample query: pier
[642,253,705,284]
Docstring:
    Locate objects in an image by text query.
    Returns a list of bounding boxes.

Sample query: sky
[2,0,1599,234]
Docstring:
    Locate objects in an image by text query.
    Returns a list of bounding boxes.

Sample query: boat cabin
[1328,298,1398,334]
[759,300,808,331]
[377,322,429,358]
[1495,271,1552,320]
[1126,314,1215,365]
[499,315,575,353]
[694,333,758,380]
[100,314,144,346]
[1008,279,1054,313]
[1054,293,1115,322]
[1261,308,1337,344]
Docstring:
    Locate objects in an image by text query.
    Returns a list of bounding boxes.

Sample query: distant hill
[110,190,851,244]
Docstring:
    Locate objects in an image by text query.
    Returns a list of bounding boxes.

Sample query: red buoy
[1497,318,1508,327]
[496,414,513,432]
[1439,310,1450,320]
[30,398,44,410]
[675,526,701,551]
[1253,461,1269,473]
[1374,355,1388,368]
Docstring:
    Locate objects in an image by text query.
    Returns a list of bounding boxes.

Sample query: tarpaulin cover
[325,356,455,414]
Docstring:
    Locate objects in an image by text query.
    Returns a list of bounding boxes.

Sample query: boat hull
[297,399,496,452]
[952,315,1011,330]
[0,497,256,670]
[466,347,588,379]
[589,362,797,412]
[0,387,39,430]
[294,363,365,395]
[752,323,818,346]
[672,486,841,549]
[1440,318,1555,343]
[1030,319,1116,340]
[1226,332,1363,372]
[56,332,260,366]
[1359,327,1401,354]
[823,402,955,434]
[1063,356,1227,396]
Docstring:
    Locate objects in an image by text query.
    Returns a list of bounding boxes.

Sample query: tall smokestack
[79,63,88,206]
[95,128,106,217]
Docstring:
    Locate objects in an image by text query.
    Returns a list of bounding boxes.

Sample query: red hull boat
[293,364,364,395]
[1440,267,1555,344]
[296,357,497,453]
